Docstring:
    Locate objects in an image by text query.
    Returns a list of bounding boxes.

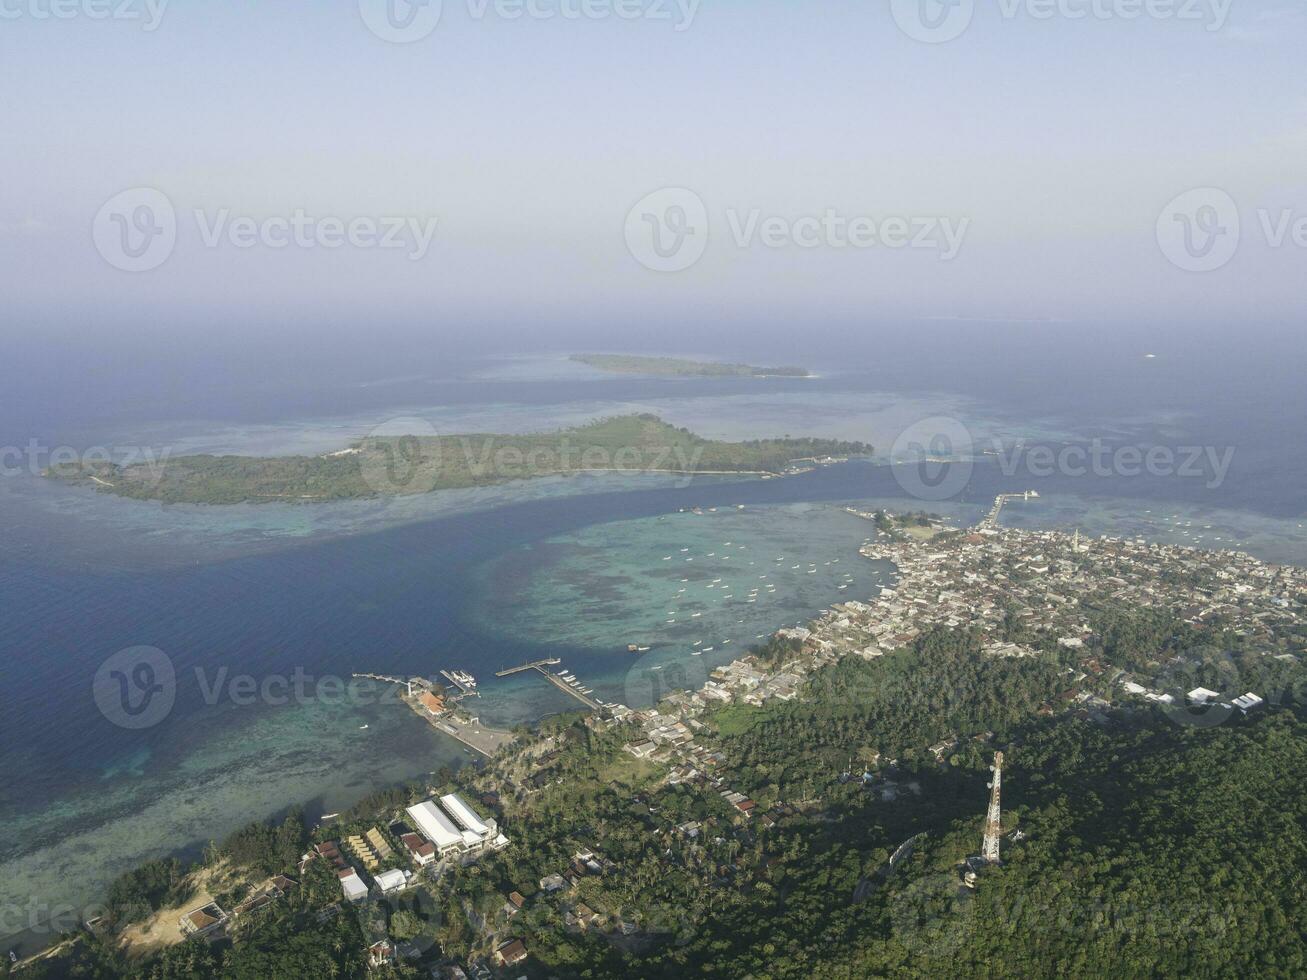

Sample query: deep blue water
[0,453,1294,817]
[1,328,1304,946]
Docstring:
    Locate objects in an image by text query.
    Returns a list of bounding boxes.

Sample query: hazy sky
[2,0,1305,350]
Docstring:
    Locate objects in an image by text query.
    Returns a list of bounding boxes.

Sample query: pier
[495,658,601,711]
[494,658,561,677]
[440,669,480,696]
[981,491,1039,529]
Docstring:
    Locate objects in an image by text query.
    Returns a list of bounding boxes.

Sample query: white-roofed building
[373,868,408,895]
[407,800,464,855]
[1232,692,1265,712]
[407,795,508,858]
[440,793,493,837]
[1187,687,1221,704]
[338,868,368,904]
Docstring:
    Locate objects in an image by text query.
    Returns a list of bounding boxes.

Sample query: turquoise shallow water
[0,497,889,950]
[470,503,892,713]
[0,692,461,950]
[5,345,1307,952]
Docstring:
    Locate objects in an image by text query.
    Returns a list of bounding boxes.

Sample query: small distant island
[45,414,869,505]
[570,354,810,378]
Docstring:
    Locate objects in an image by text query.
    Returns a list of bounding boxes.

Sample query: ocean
[2,332,1304,951]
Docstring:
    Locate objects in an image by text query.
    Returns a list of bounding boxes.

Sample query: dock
[496,658,601,711]
[981,491,1039,529]
[495,658,561,677]
[440,669,480,696]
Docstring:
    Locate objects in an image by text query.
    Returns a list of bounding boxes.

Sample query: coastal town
[16,502,1306,978]
[595,504,1305,839]
[284,507,1298,973]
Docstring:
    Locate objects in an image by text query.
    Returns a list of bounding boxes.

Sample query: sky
[2,0,1306,358]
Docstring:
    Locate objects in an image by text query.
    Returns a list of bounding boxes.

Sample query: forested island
[43,415,868,505]
[570,355,810,378]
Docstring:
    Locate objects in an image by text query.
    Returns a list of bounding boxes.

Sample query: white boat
[442,669,478,690]
[359,724,369,730]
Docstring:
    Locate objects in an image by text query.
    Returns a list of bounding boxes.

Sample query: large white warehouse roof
[407,800,463,851]
[440,793,490,837]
